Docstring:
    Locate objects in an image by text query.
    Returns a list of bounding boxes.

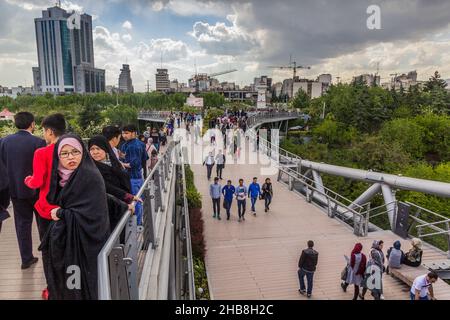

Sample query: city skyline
[1,0,450,92]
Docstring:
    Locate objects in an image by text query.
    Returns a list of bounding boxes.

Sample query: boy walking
[236,179,247,222]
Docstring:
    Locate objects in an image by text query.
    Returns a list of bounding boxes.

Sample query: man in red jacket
[24,113,65,300]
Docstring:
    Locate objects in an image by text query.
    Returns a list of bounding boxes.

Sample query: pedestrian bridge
[1,111,449,300]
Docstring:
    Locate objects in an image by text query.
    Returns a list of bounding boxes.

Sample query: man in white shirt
[215,149,226,180]
[410,271,438,300]
[203,152,215,181]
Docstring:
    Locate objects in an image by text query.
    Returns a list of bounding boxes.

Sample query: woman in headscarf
[88,135,137,231]
[404,238,423,267]
[41,134,110,300]
[360,240,385,300]
[341,243,367,300]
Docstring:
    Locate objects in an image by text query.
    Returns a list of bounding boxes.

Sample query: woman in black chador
[40,134,110,300]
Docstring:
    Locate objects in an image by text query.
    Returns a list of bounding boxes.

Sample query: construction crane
[268,59,311,80]
[209,69,237,79]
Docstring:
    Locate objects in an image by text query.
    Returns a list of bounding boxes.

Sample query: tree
[290,88,310,109]
[78,104,102,128]
[200,92,225,109]
[425,71,448,91]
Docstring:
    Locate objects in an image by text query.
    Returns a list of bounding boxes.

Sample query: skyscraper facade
[118,64,134,93]
[33,6,105,94]
[155,69,170,92]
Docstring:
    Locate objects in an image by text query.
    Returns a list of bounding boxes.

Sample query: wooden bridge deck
[0,209,45,300]
[191,144,450,300]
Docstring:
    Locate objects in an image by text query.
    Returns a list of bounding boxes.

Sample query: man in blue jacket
[121,124,148,226]
[221,180,235,220]
[248,177,261,215]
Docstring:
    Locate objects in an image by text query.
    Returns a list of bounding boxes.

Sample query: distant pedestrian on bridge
[248,177,261,215]
[203,152,215,181]
[210,177,222,220]
[215,150,225,180]
[222,180,235,220]
[0,112,45,269]
[261,178,273,212]
[236,179,247,222]
[298,240,319,298]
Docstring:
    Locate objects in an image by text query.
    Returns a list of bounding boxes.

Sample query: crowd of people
[295,237,437,300]
[0,111,165,300]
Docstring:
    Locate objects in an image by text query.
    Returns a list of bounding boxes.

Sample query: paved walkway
[191,139,450,300]
[0,209,45,299]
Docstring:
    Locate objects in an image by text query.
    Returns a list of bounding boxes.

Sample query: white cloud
[148,0,229,17]
[190,14,261,55]
[122,34,132,42]
[122,20,133,30]
[61,1,83,13]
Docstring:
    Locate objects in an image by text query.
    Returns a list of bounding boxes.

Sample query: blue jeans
[298,269,314,295]
[264,194,272,209]
[131,178,144,225]
[237,199,246,218]
[410,292,428,300]
[224,199,232,219]
[250,197,257,212]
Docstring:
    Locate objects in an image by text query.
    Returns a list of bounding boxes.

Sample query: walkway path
[191,139,450,300]
[0,210,45,299]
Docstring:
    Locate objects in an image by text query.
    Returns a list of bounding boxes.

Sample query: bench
[390,264,450,300]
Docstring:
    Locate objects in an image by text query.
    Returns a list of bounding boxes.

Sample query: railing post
[125,214,139,300]
[446,221,450,259]
[143,182,156,250]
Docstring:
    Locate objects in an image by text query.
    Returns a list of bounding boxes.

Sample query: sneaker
[213,214,216,218]
[227,217,230,221]
[307,293,312,298]
[253,212,256,216]
[42,288,49,300]
[238,218,241,222]
[218,216,221,220]
[264,208,267,212]
[298,289,306,295]
[242,217,245,221]
[380,294,385,300]
[341,282,347,292]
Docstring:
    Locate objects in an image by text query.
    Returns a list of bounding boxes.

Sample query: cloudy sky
[1,0,450,91]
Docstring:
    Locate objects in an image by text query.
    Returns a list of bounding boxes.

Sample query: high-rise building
[32,67,41,92]
[33,5,105,94]
[155,68,170,92]
[118,64,133,93]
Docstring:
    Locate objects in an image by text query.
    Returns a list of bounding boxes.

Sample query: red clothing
[24,144,57,220]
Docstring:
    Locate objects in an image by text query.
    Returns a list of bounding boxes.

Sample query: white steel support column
[312,170,325,194]
[381,184,396,230]
[349,183,382,210]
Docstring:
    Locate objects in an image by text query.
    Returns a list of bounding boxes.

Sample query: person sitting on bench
[404,238,423,267]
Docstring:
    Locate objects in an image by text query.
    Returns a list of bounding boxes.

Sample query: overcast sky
[1,0,450,91]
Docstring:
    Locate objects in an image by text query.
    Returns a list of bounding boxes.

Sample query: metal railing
[97,140,195,300]
[243,124,370,236]
[244,112,450,243]
[138,111,174,122]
